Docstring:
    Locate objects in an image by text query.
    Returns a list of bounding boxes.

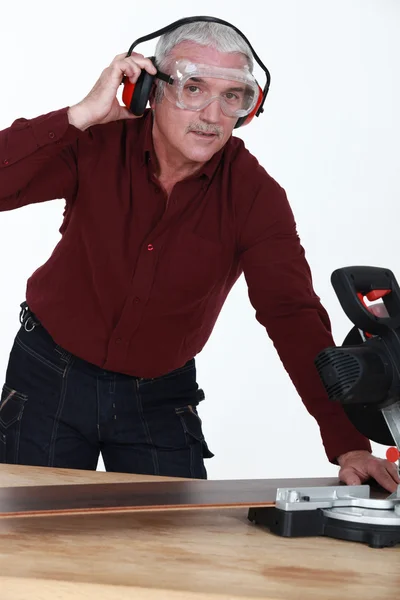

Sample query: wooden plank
[0,476,339,518]
[0,466,397,600]
[0,463,180,488]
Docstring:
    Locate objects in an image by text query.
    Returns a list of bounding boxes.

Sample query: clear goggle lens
[163,60,259,118]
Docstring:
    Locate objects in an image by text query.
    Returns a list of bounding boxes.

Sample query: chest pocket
[156,232,228,303]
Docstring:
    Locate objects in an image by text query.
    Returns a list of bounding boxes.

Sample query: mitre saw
[248,265,400,548]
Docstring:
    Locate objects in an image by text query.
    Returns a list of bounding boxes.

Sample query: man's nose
[199,98,223,123]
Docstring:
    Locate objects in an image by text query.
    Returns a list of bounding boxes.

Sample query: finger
[128,51,145,59]
[376,471,397,493]
[120,60,142,83]
[111,52,131,64]
[385,461,400,483]
[110,53,156,80]
[123,55,157,75]
[338,467,362,486]
[369,463,398,493]
[369,459,397,480]
[107,60,141,87]
[111,51,144,63]
[112,57,156,86]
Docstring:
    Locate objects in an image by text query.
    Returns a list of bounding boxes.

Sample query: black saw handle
[331,266,400,335]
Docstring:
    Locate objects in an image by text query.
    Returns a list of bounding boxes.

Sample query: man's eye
[187,85,200,94]
[224,92,241,102]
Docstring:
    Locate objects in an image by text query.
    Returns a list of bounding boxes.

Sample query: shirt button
[133,297,141,304]
[147,244,154,251]
[115,338,122,344]
[48,131,55,139]
[3,159,9,165]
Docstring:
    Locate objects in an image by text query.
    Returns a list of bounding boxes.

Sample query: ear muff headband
[123,16,271,128]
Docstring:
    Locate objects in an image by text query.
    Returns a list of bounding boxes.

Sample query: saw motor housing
[315,265,400,451]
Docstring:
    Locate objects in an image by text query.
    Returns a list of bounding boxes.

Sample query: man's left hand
[338,450,400,493]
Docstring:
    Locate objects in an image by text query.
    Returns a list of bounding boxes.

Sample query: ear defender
[124,17,270,124]
[122,56,157,116]
[234,83,263,129]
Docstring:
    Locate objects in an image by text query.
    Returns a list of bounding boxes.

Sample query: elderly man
[0,17,397,491]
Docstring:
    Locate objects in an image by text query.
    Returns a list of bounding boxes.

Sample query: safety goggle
[158,59,260,118]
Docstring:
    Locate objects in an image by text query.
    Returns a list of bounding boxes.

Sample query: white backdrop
[0,0,399,479]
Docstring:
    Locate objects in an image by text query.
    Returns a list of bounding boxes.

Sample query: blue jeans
[0,306,213,478]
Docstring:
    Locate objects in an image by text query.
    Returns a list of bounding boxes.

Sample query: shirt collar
[140,109,227,181]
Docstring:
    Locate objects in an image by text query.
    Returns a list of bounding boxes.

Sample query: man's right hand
[67,52,157,131]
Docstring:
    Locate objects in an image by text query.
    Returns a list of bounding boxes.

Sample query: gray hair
[153,21,254,103]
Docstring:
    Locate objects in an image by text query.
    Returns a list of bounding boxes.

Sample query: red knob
[386,447,400,463]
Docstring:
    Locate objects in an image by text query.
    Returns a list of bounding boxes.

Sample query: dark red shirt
[0,107,371,461]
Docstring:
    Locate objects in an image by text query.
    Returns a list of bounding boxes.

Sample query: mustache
[186,123,223,137]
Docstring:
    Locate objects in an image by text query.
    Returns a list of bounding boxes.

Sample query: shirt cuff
[318,405,372,464]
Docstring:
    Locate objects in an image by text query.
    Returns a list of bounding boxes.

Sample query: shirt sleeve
[0,107,81,211]
[238,171,371,463]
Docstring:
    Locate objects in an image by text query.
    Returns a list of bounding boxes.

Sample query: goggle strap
[155,71,174,85]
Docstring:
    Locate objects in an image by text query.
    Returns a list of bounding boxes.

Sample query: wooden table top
[0,464,398,600]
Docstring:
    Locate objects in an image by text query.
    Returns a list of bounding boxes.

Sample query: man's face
[151,42,250,168]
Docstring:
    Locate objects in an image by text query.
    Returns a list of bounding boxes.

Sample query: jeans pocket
[15,326,72,377]
[0,384,28,429]
[175,404,214,459]
[0,385,28,464]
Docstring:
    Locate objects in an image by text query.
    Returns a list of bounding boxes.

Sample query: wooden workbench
[0,465,398,599]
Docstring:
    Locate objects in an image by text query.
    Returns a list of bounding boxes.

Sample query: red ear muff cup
[122,69,155,116]
[234,84,263,129]
[122,79,135,110]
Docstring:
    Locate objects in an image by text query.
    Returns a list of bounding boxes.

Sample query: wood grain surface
[0,476,339,518]
[0,464,399,600]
